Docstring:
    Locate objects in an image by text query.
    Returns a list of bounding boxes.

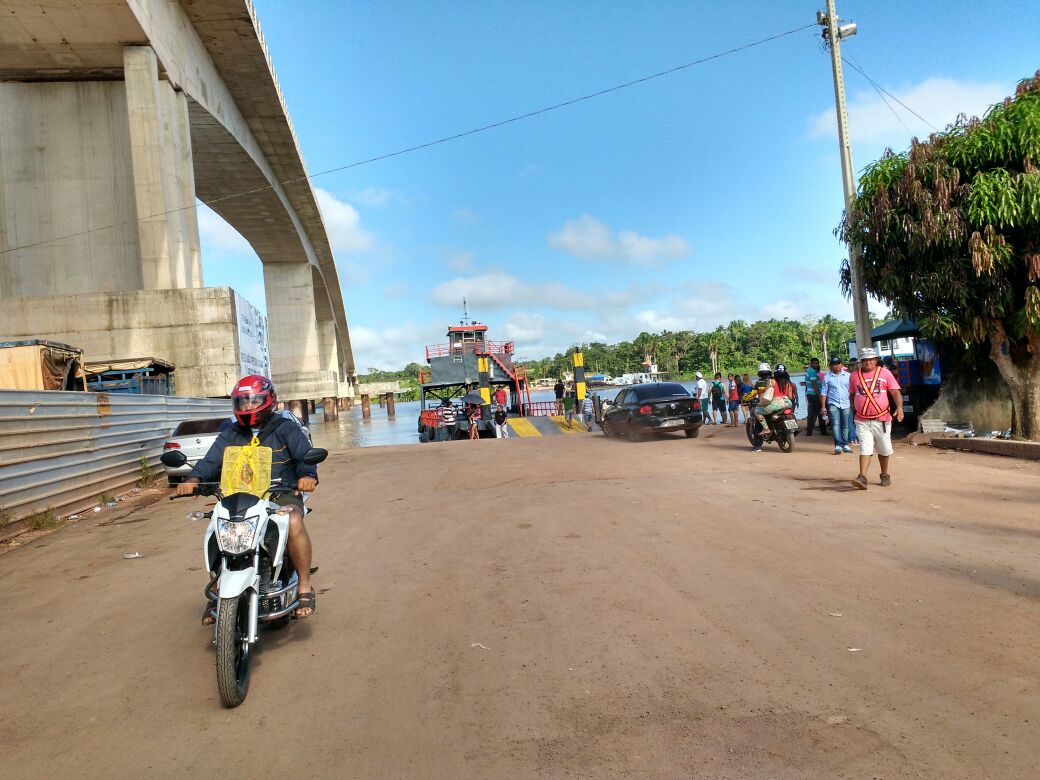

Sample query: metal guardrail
[0,390,229,524]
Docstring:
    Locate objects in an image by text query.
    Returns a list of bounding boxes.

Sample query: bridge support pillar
[288,399,307,423]
[386,393,396,418]
[123,46,201,290]
[361,394,371,419]
[264,263,335,401]
[322,397,338,422]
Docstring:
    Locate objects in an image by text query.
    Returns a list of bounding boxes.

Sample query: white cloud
[783,264,838,285]
[810,76,1008,146]
[432,271,598,311]
[502,312,548,343]
[453,207,477,225]
[384,281,412,298]
[315,188,376,253]
[350,321,445,372]
[444,249,475,272]
[350,187,404,208]
[197,203,254,254]
[548,214,690,265]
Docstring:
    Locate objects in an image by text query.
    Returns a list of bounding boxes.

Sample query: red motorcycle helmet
[231,375,277,428]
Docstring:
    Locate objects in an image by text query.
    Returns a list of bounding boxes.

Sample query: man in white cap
[848,348,904,489]
[694,371,711,423]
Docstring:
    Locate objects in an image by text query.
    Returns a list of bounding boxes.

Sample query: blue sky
[198,0,1039,371]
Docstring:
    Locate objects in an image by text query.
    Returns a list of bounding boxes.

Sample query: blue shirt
[820,369,851,409]
[804,367,821,396]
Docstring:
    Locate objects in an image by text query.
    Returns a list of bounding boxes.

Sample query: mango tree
[840,73,1040,439]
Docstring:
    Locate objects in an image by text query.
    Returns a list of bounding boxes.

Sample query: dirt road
[2,426,1039,778]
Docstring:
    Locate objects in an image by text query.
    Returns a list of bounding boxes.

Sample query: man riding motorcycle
[176,375,318,623]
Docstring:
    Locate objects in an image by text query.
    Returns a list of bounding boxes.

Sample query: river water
[308,377,808,450]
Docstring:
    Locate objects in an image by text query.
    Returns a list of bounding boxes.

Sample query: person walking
[562,390,575,428]
[845,358,860,445]
[709,372,728,425]
[804,357,828,437]
[848,348,903,489]
[695,372,712,424]
[465,403,481,440]
[820,357,852,455]
[493,404,509,438]
[726,373,741,426]
[553,378,565,415]
[438,400,457,441]
[581,393,595,431]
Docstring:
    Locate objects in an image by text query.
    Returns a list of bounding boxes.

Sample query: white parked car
[162,411,311,485]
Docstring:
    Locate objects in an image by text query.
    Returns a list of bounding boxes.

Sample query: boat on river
[416,318,537,442]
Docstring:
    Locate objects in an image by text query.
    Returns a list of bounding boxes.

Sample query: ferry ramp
[507,416,592,437]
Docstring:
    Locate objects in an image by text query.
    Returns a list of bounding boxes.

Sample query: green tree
[840,73,1040,439]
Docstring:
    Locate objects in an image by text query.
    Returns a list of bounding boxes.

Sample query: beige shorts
[855,419,893,457]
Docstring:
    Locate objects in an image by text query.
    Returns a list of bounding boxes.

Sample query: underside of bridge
[0,0,355,401]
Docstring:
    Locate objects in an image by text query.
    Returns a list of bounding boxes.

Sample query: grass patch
[98,491,115,505]
[26,508,60,531]
[137,457,157,488]
[0,504,12,530]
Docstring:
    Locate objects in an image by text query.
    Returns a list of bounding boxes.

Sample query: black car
[599,382,703,441]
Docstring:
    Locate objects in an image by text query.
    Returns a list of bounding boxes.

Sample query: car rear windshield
[173,417,232,436]
[634,383,690,400]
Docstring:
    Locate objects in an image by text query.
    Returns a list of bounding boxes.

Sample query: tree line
[521,316,861,380]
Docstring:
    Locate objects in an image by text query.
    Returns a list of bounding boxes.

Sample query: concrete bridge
[0,0,355,408]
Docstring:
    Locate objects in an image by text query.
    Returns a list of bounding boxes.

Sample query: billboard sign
[235,291,270,378]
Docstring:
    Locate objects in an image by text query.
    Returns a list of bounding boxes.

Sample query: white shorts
[855,419,893,457]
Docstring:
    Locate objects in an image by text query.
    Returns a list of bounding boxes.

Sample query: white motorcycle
[161,446,327,707]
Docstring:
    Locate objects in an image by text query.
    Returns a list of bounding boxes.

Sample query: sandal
[293,590,316,619]
[201,600,217,626]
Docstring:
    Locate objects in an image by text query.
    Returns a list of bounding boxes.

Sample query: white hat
[858,348,879,359]
[695,371,703,378]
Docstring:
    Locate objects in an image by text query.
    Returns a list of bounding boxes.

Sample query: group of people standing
[693,371,759,427]
[554,379,595,430]
[753,349,904,488]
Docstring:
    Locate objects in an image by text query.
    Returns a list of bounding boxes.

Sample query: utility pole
[818,1,872,352]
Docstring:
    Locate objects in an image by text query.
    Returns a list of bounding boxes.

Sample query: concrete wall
[0,81,141,295]
[0,287,243,397]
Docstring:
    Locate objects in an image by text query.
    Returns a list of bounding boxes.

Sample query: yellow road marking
[506,418,542,437]
[550,416,586,434]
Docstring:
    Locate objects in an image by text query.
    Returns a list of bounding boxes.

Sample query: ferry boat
[416,317,540,442]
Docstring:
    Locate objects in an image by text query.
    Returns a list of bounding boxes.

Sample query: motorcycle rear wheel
[777,432,794,453]
[215,594,251,707]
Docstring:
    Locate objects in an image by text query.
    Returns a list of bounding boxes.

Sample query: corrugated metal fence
[0,390,229,523]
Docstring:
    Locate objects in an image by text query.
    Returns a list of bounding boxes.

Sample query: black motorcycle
[746,404,799,452]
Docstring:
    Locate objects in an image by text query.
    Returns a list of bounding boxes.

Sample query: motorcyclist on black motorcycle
[744,363,799,452]
[176,375,318,624]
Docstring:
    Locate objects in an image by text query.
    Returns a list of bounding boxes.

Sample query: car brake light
[693,399,700,410]
[638,405,652,415]
[164,442,181,450]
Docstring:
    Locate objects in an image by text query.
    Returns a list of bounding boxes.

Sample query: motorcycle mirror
[301,447,328,465]
[160,450,188,468]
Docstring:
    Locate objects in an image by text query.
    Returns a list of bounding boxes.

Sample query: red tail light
[693,399,701,411]
[638,405,652,415]
[163,442,181,450]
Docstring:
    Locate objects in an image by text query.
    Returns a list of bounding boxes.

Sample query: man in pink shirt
[848,347,904,489]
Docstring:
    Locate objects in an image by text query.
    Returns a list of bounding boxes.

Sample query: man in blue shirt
[820,357,853,454]
[804,357,828,437]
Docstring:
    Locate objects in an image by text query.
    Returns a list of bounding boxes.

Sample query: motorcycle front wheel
[215,594,252,707]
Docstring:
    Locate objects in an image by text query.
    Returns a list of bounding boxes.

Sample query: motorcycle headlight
[217,515,260,554]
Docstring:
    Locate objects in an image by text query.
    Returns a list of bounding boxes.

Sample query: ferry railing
[522,401,562,417]
[425,340,514,361]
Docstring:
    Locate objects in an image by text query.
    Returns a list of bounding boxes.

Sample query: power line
[844,52,912,135]
[1,23,816,256]
[841,54,939,132]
